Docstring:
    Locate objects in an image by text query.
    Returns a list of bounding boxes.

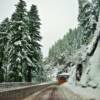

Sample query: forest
[0,0,46,82]
[47,0,99,66]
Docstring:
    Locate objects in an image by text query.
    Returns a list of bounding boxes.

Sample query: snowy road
[0,82,98,100]
[24,85,89,100]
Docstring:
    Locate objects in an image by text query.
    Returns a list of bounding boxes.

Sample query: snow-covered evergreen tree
[27,5,43,82]
[0,18,10,82]
[78,0,94,44]
[7,0,29,82]
[6,0,44,82]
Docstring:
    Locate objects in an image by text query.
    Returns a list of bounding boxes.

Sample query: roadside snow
[62,82,100,100]
[68,65,77,85]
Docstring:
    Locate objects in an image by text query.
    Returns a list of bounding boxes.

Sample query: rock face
[88,40,100,87]
[81,40,100,88]
[80,14,100,88]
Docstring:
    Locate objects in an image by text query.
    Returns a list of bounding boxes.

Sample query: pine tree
[27,5,42,82]
[0,18,10,82]
[7,0,28,82]
[78,0,94,44]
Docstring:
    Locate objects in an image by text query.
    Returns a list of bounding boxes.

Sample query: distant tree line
[47,0,100,65]
[0,0,46,82]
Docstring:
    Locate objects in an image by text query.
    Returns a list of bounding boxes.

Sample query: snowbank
[62,82,100,100]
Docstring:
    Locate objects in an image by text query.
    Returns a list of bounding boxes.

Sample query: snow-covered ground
[62,82,100,100]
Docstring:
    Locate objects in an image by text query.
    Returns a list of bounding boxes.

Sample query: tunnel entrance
[76,64,83,81]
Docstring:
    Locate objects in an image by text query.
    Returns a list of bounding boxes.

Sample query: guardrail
[0,82,35,90]
[0,82,56,100]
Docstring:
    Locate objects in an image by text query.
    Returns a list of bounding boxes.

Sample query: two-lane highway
[24,85,89,100]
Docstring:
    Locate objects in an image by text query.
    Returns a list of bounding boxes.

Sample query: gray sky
[0,0,78,57]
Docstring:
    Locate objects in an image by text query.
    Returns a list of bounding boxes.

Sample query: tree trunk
[27,66,32,82]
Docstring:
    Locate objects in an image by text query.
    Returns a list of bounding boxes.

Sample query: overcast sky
[0,0,78,57]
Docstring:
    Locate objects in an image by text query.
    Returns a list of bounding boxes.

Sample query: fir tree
[78,0,93,44]
[0,18,10,82]
[7,0,28,82]
[26,5,42,82]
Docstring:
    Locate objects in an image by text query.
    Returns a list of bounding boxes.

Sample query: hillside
[44,0,100,88]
